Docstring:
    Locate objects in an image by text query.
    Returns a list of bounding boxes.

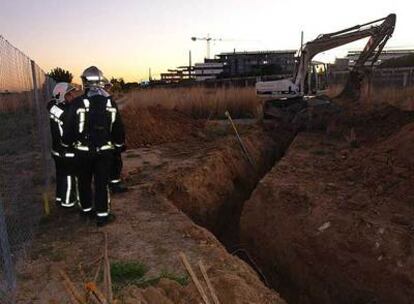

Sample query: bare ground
[240,103,414,304]
[15,125,286,304]
[13,100,414,304]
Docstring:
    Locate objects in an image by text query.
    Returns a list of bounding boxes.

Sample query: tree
[48,67,73,83]
[110,77,127,92]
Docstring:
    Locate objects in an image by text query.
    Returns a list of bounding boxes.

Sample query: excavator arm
[294,13,396,95]
[256,14,396,99]
[340,14,396,98]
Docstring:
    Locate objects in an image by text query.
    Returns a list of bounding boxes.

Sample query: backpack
[87,96,111,149]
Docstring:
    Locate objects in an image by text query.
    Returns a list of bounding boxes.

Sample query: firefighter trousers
[77,152,112,217]
[53,155,78,208]
[109,150,123,185]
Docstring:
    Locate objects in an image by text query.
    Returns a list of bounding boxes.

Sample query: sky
[0,0,413,82]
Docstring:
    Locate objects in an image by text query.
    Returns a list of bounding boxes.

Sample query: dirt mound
[328,103,414,143]
[380,122,414,166]
[241,118,414,304]
[274,99,414,142]
[122,105,204,148]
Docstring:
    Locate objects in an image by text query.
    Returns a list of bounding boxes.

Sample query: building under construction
[217,50,296,77]
[193,50,296,81]
[331,49,414,70]
[155,49,297,84]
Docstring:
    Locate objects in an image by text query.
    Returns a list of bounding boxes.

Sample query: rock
[318,222,331,232]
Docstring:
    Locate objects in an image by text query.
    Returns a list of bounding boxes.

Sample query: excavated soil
[240,103,414,304]
[14,101,414,304]
[15,121,286,304]
[122,105,205,148]
[155,128,293,237]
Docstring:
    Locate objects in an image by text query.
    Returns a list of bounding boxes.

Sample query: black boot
[96,214,116,227]
[79,209,95,221]
[109,181,128,194]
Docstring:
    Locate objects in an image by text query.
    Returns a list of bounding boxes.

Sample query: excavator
[256,14,396,118]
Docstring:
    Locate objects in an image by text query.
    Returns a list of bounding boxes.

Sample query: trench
[216,126,298,289]
[128,101,414,303]
[162,122,298,301]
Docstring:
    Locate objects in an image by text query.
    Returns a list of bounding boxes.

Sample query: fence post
[0,199,16,294]
[30,60,51,216]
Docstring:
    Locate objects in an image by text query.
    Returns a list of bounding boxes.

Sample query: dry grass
[360,85,414,111]
[122,86,261,119]
[327,84,414,111]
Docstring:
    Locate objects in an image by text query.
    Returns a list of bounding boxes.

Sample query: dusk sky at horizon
[1,0,412,82]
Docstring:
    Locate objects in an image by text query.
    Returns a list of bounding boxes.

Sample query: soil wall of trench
[153,105,414,304]
[120,102,414,304]
[147,124,296,303]
[239,123,414,304]
[156,125,296,241]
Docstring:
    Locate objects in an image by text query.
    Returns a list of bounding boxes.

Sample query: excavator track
[264,96,341,131]
[263,98,307,120]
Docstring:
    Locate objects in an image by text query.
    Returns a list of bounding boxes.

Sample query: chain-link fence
[328,67,414,88]
[327,67,414,110]
[0,35,54,303]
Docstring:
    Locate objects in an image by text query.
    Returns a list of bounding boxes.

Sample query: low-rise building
[334,49,414,70]
[193,61,224,82]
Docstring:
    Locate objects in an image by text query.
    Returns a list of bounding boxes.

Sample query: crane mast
[191,34,223,59]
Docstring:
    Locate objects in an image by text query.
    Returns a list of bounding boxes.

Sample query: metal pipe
[225,111,256,169]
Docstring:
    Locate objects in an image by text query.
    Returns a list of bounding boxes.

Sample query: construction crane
[191,34,223,59]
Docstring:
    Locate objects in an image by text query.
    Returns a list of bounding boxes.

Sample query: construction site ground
[15,121,286,304]
[241,102,414,304]
[14,101,414,304]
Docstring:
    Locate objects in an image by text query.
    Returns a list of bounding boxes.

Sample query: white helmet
[52,82,75,103]
[81,66,108,89]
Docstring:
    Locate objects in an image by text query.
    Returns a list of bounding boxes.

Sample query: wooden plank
[85,282,108,304]
[103,232,113,303]
[198,261,220,304]
[59,270,85,304]
[179,252,211,304]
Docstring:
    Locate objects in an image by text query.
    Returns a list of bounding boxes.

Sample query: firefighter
[103,82,128,194]
[47,82,79,208]
[63,66,125,227]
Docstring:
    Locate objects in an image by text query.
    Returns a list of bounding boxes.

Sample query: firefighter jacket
[46,99,75,158]
[63,94,125,153]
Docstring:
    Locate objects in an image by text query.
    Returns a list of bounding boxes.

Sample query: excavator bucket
[337,13,396,101]
[337,70,364,100]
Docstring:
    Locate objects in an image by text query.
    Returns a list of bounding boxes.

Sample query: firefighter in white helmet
[47,82,79,208]
[63,66,125,227]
